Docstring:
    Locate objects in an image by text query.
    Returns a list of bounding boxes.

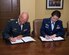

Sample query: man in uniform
[3,12,30,42]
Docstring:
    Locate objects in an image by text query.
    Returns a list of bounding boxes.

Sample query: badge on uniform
[56,25,60,29]
[45,24,49,28]
[16,21,18,24]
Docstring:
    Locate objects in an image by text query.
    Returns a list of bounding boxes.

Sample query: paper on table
[40,36,53,41]
[22,36,36,42]
[53,36,64,41]
[40,36,64,41]
[11,39,23,44]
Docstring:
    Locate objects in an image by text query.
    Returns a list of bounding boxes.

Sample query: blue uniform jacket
[40,18,64,37]
[3,19,30,39]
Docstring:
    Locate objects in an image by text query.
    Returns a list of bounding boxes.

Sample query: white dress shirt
[21,25,23,30]
[51,21,55,30]
[17,19,23,30]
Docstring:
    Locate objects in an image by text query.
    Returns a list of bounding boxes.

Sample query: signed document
[11,36,36,44]
[40,36,64,42]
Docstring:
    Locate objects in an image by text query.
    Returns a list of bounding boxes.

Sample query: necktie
[51,22,55,30]
[19,23,23,30]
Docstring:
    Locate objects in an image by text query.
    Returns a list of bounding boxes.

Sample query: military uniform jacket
[3,19,30,39]
[40,18,64,37]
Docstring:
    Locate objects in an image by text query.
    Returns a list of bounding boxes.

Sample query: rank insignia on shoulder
[10,19,15,21]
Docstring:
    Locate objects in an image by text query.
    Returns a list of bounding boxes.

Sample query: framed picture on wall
[46,0,64,9]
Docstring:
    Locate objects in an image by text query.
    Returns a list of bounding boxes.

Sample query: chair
[33,19,66,38]
[67,21,69,36]
[33,19,43,37]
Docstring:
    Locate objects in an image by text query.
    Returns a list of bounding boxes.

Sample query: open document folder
[11,36,36,44]
[40,36,64,41]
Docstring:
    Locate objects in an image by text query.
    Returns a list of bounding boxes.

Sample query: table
[0,36,69,55]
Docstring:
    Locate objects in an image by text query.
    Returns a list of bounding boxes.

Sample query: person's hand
[9,37,17,42]
[45,35,50,39]
[17,35,23,40]
[50,34,56,38]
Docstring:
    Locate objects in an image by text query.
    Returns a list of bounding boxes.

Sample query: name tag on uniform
[56,25,60,29]
[12,28,17,32]
[23,29,28,32]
